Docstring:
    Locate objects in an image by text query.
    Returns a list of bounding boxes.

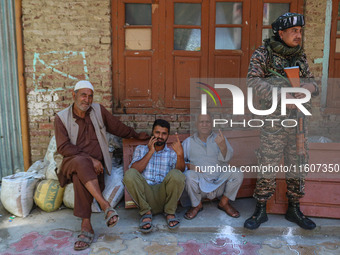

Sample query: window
[125,4,152,50]
[262,3,290,41]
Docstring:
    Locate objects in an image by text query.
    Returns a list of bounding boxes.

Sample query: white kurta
[182,132,234,193]
[181,132,243,207]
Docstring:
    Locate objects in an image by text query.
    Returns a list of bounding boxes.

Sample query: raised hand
[215,129,226,148]
[215,129,228,158]
[147,136,157,154]
[171,133,184,156]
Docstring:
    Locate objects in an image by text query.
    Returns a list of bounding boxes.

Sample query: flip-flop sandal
[184,207,203,220]
[166,214,181,230]
[74,231,94,251]
[105,206,119,227]
[218,204,240,218]
[139,214,153,233]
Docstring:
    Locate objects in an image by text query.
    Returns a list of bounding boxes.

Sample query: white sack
[62,183,75,209]
[1,172,44,217]
[27,160,48,177]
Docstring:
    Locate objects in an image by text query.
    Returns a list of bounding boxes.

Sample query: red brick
[156,115,177,122]
[171,122,180,129]
[135,115,155,122]
[39,123,54,130]
[178,115,191,122]
[177,129,190,134]
[136,122,152,129]
[114,115,134,122]
[30,130,50,137]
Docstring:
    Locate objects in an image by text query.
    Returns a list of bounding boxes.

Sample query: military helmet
[272,12,305,35]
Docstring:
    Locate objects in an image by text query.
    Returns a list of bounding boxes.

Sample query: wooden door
[326,0,340,113]
[208,0,250,79]
[114,0,163,113]
[113,0,303,113]
[164,0,209,108]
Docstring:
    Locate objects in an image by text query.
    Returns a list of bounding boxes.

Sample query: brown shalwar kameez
[55,104,138,218]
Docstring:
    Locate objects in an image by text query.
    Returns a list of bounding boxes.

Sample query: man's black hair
[152,119,170,133]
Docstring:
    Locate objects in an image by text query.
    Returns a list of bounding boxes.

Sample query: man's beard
[76,102,91,112]
[155,139,166,146]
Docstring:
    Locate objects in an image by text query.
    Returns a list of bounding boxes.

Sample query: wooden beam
[15,0,31,170]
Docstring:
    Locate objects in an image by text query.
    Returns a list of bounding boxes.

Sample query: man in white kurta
[182,114,243,219]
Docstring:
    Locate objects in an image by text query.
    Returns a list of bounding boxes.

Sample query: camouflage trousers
[254,125,308,203]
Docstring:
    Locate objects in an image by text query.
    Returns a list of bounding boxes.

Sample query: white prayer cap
[74,80,94,92]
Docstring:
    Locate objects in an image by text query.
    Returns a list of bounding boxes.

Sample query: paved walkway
[1,198,340,254]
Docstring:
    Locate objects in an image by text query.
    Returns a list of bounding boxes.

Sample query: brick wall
[22,0,340,163]
[22,0,113,161]
[304,0,340,142]
[114,114,191,135]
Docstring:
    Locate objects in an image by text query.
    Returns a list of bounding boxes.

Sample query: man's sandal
[74,231,94,251]
[165,214,181,230]
[218,204,240,218]
[139,214,153,233]
[184,207,203,220]
[105,206,119,227]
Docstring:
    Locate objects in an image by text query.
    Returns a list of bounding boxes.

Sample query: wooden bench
[123,131,340,219]
[123,130,260,208]
[267,142,340,219]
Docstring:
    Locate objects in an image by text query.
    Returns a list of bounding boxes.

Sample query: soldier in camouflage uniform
[244,13,319,230]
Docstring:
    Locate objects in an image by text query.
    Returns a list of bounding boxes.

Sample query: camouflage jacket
[247,44,319,119]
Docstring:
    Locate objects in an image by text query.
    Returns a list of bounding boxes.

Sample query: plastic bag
[27,160,48,176]
[308,136,333,143]
[44,136,59,180]
[62,183,75,209]
[91,166,124,212]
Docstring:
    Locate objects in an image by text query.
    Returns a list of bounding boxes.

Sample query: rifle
[284,67,306,192]
[269,67,306,192]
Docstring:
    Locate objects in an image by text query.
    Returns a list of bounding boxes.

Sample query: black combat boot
[244,201,268,230]
[285,202,316,230]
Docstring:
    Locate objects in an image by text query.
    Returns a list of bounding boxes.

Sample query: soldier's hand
[295,83,315,99]
[171,133,184,156]
[286,93,297,109]
[90,157,104,175]
[136,132,150,140]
